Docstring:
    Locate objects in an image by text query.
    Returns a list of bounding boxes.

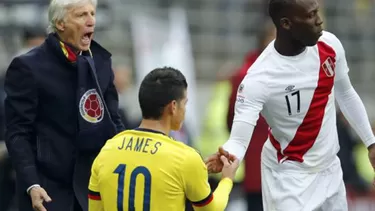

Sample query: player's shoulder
[252,42,276,67]
[319,30,340,42]
[177,147,206,180]
[318,31,344,51]
[180,145,205,165]
[188,146,204,159]
[247,41,283,74]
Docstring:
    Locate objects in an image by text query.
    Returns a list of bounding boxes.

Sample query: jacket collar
[45,33,111,63]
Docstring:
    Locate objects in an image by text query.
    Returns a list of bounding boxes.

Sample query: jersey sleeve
[232,69,270,125]
[335,74,375,147]
[324,32,350,82]
[183,150,212,205]
[334,40,349,82]
[88,156,103,211]
[183,151,233,211]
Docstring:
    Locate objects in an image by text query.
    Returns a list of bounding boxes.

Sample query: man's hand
[368,143,375,187]
[29,186,52,211]
[205,147,236,174]
[220,155,240,180]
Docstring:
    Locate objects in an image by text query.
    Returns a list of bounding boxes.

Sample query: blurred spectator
[113,65,140,129]
[226,19,276,211]
[14,27,46,57]
[0,26,47,211]
[113,65,132,94]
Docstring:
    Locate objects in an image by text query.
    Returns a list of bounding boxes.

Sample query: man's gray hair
[47,0,97,33]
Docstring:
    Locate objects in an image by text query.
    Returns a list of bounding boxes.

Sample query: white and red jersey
[234,31,349,171]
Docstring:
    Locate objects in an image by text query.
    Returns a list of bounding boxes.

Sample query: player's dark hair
[268,0,294,27]
[138,67,188,120]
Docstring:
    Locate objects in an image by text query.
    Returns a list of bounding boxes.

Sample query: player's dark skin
[205,0,324,174]
[274,0,323,56]
[273,0,375,187]
[208,0,375,187]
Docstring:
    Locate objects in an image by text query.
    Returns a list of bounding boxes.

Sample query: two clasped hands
[205,147,240,180]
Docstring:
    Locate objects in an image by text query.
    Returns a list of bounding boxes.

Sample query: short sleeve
[88,156,101,200]
[183,150,213,206]
[233,70,269,125]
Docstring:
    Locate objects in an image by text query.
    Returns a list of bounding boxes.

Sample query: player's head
[268,0,323,46]
[139,67,188,131]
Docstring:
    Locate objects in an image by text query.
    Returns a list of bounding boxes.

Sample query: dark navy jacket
[4,34,125,210]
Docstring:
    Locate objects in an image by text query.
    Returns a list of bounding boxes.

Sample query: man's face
[58,2,95,51]
[286,0,323,46]
[171,90,188,131]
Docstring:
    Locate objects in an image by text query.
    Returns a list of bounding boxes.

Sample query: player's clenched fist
[205,147,236,174]
[29,186,52,211]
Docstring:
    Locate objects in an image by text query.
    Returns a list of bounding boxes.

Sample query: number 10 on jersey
[285,90,300,116]
[114,164,152,211]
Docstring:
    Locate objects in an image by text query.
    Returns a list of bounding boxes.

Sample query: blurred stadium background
[1,0,375,211]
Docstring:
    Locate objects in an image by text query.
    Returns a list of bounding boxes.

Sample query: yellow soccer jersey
[88,128,218,211]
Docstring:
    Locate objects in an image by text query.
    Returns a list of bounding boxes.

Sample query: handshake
[204,147,240,181]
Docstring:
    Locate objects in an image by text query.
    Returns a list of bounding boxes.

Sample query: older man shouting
[4,0,125,210]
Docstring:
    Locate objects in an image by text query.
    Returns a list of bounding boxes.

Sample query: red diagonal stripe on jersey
[269,129,284,162]
[270,41,336,163]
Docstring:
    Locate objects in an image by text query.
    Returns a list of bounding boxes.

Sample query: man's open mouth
[82,32,93,44]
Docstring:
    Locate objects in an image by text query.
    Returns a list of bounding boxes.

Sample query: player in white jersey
[205,0,375,210]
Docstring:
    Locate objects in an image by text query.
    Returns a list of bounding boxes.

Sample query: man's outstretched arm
[330,33,375,148]
[334,74,375,148]
[334,73,375,186]
[206,71,269,173]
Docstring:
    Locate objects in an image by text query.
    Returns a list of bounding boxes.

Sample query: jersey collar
[133,128,166,136]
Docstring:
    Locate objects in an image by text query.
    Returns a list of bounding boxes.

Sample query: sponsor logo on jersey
[79,89,104,123]
[238,84,244,93]
[285,85,295,92]
[236,96,245,103]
